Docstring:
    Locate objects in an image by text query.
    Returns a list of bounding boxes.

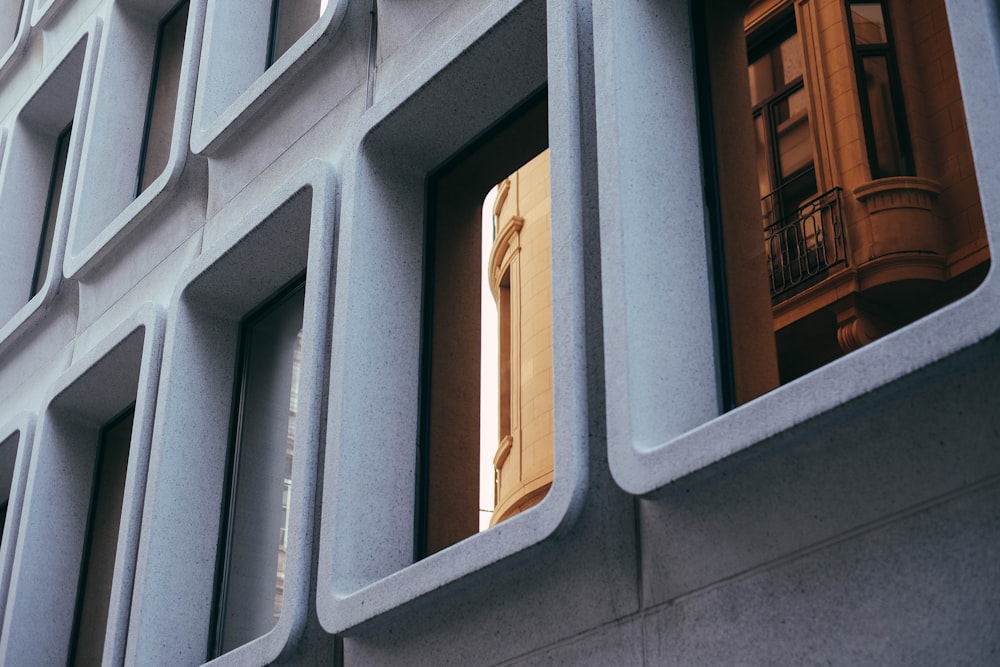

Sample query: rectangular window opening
[695,0,991,409]
[67,405,135,667]
[136,0,189,196]
[209,275,305,659]
[267,0,328,67]
[417,88,552,558]
[31,122,72,299]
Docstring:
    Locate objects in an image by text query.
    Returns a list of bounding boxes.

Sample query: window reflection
[212,279,304,657]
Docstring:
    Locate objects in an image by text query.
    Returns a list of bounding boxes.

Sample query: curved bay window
[209,277,304,658]
[696,0,990,405]
[847,0,913,178]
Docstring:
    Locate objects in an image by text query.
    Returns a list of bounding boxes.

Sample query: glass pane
[70,408,134,667]
[269,0,327,64]
[862,55,906,176]
[775,89,813,179]
[32,124,72,298]
[138,1,189,194]
[748,31,802,107]
[850,3,888,45]
[754,113,774,212]
[218,283,304,654]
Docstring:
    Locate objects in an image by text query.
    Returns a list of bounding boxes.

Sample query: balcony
[763,186,846,302]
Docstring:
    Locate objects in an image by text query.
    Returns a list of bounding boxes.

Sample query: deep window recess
[209,277,304,658]
[0,0,25,55]
[67,405,134,667]
[30,122,72,299]
[267,0,327,66]
[0,432,18,547]
[846,0,913,178]
[418,88,551,558]
[136,0,189,195]
[695,0,990,408]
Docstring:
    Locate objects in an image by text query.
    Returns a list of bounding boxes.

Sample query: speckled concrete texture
[0,303,164,665]
[0,0,995,665]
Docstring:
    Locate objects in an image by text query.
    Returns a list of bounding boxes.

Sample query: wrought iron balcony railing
[763,186,846,301]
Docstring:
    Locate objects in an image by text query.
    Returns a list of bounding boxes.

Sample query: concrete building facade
[0,0,996,665]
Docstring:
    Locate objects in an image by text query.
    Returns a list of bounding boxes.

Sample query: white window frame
[126,161,335,665]
[65,0,208,280]
[0,19,101,353]
[592,0,1000,496]
[0,303,165,665]
[317,0,589,634]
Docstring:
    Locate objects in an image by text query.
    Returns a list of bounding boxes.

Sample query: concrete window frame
[29,0,65,29]
[317,0,589,634]
[0,304,165,666]
[0,412,35,632]
[126,161,336,665]
[0,0,32,82]
[0,19,101,352]
[189,0,349,156]
[65,0,207,280]
[592,0,1000,496]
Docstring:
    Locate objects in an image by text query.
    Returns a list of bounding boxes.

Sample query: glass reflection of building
[486,149,554,527]
[699,0,990,405]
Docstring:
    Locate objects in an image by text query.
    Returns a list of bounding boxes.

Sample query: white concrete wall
[0,0,995,665]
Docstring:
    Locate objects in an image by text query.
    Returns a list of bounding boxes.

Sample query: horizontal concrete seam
[652,470,1000,612]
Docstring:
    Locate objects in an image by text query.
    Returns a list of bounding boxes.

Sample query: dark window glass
[210,278,304,658]
[137,1,189,195]
[847,0,913,177]
[748,18,816,226]
[31,122,72,298]
[68,406,134,667]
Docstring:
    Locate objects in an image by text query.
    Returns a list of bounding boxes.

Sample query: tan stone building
[488,149,554,526]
